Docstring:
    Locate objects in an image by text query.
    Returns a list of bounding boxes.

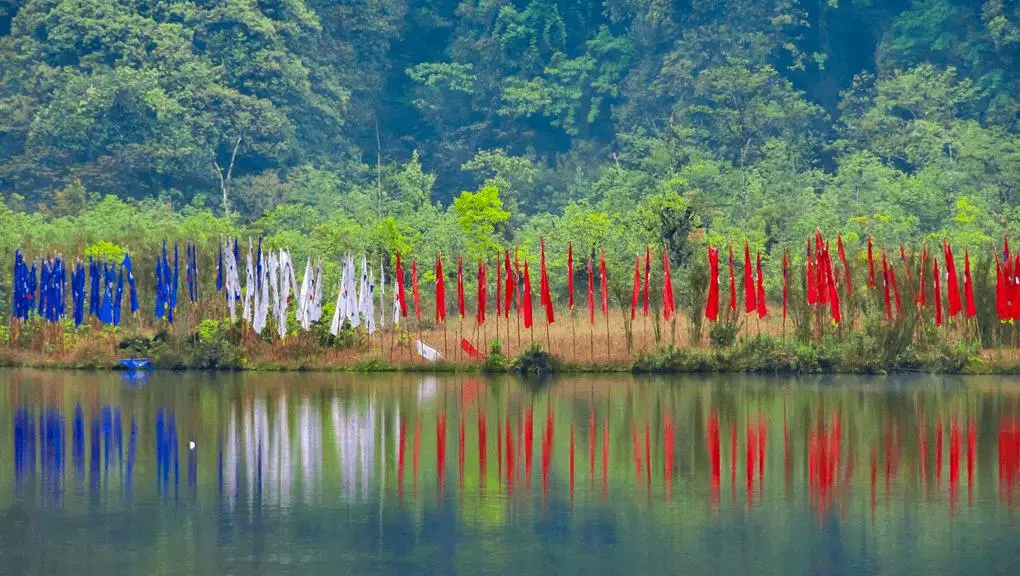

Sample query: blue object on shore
[119,358,151,371]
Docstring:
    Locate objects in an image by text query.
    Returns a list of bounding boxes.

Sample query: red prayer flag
[496,256,503,318]
[995,253,1006,320]
[917,245,928,307]
[868,235,875,289]
[396,252,407,317]
[1007,255,1017,319]
[728,243,737,313]
[663,247,675,321]
[461,338,485,360]
[457,255,465,319]
[540,240,549,308]
[540,239,554,324]
[945,240,962,317]
[743,241,756,313]
[630,255,640,320]
[1012,253,1020,319]
[643,246,651,317]
[933,257,943,326]
[705,245,719,321]
[515,249,522,311]
[882,252,892,320]
[1011,255,1020,320]
[412,259,421,321]
[523,260,534,329]
[477,259,486,326]
[828,254,841,325]
[587,258,595,324]
[964,249,976,318]
[755,251,767,319]
[817,235,828,305]
[435,255,446,323]
[504,250,514,318]
[567,242,574,310]
[889,259,902,313]
[599,250,608,317]
[837,233,852,295]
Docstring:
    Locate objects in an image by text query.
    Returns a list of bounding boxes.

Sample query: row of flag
[6,233,1014,341]
[12,250,139,328]
[705,231,981,327]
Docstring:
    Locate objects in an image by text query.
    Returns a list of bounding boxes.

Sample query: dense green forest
[0,0,1018,288]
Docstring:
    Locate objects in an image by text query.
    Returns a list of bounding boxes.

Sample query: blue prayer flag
[114,267,124,327]
[216,242,224,292]
[123,252,138,314]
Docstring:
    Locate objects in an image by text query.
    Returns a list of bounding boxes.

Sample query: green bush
[633,346,719,373]
[512,342,559,376]
[482,338,510,373]
[709,321,741,348]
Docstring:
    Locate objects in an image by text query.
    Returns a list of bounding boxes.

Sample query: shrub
[513,342,558,376]
[709,321,741,348]
[482,338,509,373]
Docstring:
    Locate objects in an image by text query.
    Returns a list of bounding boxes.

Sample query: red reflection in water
[708,411,720,511]
[505,417,514,495]
[758,415,766,488]
[936,416,943,486]
[999,418,1019,504]
[589,407,595,487]
[458,412,465,488]
[950,419,961,514]
[525,407,533,490]
[437,412,447,496]
[746,422,756,506]
[461,380,478,406]
[808,412,842,517]
[644,419,651,487]
[478,410,487,488]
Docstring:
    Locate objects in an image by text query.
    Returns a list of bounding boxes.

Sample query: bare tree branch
[214,136,243,217]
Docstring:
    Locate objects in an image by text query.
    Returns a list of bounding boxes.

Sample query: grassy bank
[1,313,1017,375]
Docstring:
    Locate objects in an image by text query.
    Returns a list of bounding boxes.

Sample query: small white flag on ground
[415,339,442,362]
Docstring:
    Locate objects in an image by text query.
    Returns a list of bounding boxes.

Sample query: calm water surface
[1,369,1019,575]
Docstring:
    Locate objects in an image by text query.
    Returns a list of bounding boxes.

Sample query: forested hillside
[0,0,1018,273]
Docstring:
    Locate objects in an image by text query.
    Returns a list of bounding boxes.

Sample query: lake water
[1,370,1019,575]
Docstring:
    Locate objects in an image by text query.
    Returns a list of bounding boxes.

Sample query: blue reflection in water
[14,407,36,490]
[125,416,137,501]
[72,404,84,484]
[156,409,180,499]
[40,409,64,501]
[89,413,100,499]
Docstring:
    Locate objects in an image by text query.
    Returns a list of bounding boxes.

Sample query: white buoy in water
[189,441,196,450]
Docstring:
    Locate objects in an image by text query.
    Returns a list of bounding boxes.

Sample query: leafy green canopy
[0,0,1017,291]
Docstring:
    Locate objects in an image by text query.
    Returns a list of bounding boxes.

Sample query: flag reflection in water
[2,373,1019,526]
